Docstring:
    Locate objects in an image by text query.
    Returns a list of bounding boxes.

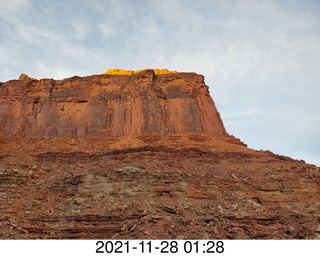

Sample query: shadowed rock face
[0,70,227,138]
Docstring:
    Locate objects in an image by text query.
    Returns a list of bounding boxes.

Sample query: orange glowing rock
[134,68,151,74]
[154,68,177,75]
[103,68,177,75]
[103,69,134,75]
[19,73,37,80]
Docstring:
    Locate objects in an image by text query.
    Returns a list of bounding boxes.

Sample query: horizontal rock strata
[0,70,318,240]
[0,70,227,138]
[0,135,319,239]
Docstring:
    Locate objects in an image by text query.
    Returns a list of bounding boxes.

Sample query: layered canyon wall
[0,69,227,138]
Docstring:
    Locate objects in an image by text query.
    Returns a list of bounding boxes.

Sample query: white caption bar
[0,240,318,257]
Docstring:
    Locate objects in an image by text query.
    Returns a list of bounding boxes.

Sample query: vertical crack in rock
[0,70,227,138]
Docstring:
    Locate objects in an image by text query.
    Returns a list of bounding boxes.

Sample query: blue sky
[1,0,319,166]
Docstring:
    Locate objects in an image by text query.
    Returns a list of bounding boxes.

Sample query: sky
[0,0,319,166]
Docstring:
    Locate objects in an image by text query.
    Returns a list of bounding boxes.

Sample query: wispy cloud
[0,0,29,12]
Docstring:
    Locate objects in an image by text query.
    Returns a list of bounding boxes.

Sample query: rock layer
[0,70,227,138]
[0,70,319,240]
[0,135,319,239]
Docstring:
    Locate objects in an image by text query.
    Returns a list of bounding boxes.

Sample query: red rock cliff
[0,69,227,138]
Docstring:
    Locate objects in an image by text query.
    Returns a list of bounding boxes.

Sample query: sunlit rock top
[103,68,177,75]
[19,73,37,80]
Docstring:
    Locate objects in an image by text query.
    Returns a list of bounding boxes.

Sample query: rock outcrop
[0,135,319,239]
[0,69,227,138]
[103,68,177,75]
[0,70,319,240]
[18,73,37,81]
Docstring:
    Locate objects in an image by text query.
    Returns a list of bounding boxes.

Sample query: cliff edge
[0,69,227,138]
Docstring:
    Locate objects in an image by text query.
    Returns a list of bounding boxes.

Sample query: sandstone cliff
[0,69,227,138]
[0,70,319,240]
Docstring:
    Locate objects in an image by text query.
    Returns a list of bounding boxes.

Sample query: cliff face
[0,70,319,240]
[0,69,227,138]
